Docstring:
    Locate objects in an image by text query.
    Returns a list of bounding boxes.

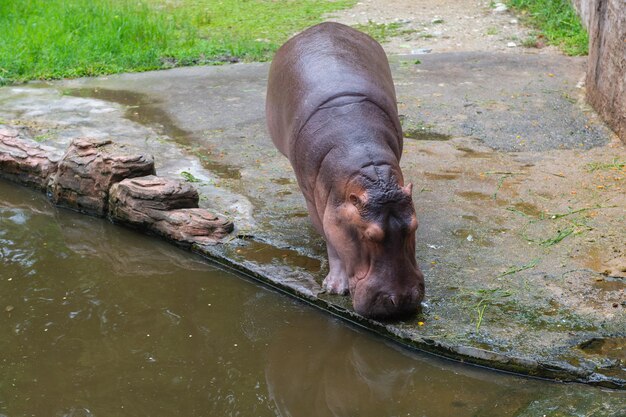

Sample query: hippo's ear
[402,183,413,196]
[349,193,364,208]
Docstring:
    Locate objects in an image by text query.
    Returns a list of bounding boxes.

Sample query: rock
[507,42,517,48]
[0,127,61,190]
[109,176,233,245]
[108,175,198,226]
[493,3,508,13]
[109,175,199,214]
[152,209,234,245]
[48,138,155,216]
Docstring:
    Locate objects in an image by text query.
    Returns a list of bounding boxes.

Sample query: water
[0,180,623,417]
[64,88,242,180]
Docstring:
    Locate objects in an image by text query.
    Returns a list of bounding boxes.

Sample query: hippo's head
[325,176,425,319]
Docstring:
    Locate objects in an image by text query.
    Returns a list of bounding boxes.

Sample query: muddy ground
[0,1,624,387]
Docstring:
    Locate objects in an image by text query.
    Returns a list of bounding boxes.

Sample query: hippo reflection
[264,316,537,417]
[266,22,424,318]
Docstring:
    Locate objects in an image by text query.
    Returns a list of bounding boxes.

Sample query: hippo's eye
[364,223,385,242]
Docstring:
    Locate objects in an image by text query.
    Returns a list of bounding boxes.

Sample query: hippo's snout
[353,283,422,319]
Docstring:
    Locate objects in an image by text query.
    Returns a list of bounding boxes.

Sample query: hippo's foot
[322,271,349,295]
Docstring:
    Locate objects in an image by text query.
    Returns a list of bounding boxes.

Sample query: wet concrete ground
[0,52,624,387]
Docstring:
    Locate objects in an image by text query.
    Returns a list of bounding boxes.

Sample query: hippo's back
[266,22,401,160]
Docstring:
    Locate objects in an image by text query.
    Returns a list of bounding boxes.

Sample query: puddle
[235,240,321,273]
[462,215,480,222]
[424,172,460,180]
[511,201,543,217]
[272,177,294,185]
[291,212,309,218]
[66,87,189,139]
[457,191,491,201]
[65,88,241,180]
[456,146,493,159]
[583,247,626,278]
[192,151,242,180]
[579,337,626,360]
[592,277,626,292]
[452,228,474,239]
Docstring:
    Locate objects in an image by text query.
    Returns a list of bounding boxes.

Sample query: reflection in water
[1,181,624,417]
[235,240,321,272]
[265,317,532,417]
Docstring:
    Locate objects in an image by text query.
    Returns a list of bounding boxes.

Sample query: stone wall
[572,0,626,143]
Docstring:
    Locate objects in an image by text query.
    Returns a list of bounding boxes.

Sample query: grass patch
[521,33,543,48]
[0,0,355,85]
[402,120,437,132]
[497,258,540,278]
[585,158,626,173]
[464,288,513,331]
[547,205,607,220]
[507,204,617,247]
[180,171,201,183]
[484,171,523,200]
[352,21,416,42]
[539,227,574,247]
[506,0,588,55]
[486,27,499,36]
[33,134,50,143]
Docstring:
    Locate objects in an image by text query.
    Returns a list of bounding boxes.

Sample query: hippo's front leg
[321,242,349,295]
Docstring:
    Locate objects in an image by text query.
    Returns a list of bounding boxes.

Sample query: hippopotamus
[266,22,424,319]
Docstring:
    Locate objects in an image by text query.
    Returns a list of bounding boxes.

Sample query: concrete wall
[572,0,626,143]
[571,0,593,28]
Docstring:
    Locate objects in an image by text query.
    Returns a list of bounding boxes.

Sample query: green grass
[0,0,355,85]
[506,0,588,55]
[539,227,574,246]
[352,21,416,43]
[180,171,201,183]
[486,27,499,36]
[496,258,540,278]
[585,158,626,172]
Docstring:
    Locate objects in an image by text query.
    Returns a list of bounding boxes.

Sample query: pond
[0,180,623,417]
